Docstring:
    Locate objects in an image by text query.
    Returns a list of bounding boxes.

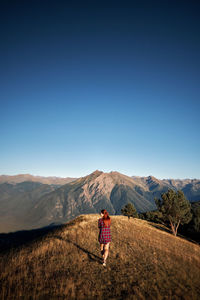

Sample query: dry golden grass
[0,214,200,299]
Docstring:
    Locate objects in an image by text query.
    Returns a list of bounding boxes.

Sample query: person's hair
[101,209,111,227]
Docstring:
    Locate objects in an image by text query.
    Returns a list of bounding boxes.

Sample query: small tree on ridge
[155,189,192,236]
[121,203,138,219]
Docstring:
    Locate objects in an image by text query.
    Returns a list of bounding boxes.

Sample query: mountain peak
[87,170,104,178]
[147,175,159,182]
[92,170,103,175]
[109,171,121,175]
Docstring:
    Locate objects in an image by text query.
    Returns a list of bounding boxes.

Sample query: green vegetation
[180,201,200,242]
[139,201,200,243]
[139,210,164,224]
[192,202,200,232]
[121,202,138,219]
[155,189,192,236]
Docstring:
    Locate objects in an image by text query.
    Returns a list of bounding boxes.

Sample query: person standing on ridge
[98,209,111,267]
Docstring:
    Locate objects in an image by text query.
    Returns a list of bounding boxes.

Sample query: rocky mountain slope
[0,170,200,232]
[28,170,200,229]
[21,170,157,230]
[132,175,200,201]
[0,214,200,299]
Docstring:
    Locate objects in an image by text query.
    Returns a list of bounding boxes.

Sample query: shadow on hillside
[0,222,103,264]
[54,235,102,264]
[0,216,91,254]
[149,223,172,234]
[0,224,63,253]
[148,223,200,245]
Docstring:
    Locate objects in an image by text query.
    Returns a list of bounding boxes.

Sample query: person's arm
[98,219,101,228]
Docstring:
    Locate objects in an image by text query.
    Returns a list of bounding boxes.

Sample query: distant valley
[0,171,199,233]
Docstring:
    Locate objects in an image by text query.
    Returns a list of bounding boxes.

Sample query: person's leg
[100,244,104,258]
[103,243,110,263]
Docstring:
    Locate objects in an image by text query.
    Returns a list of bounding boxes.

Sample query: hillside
[0,215,200,299]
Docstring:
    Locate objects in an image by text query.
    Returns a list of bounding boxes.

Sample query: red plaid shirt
[98,218,111,244]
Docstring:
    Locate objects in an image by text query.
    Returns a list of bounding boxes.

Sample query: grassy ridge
[0,215,200,299]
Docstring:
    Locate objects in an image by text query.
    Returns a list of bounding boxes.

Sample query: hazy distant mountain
[132,176,200,201]
[0,181,59,232]
[0,171,200,232]
[0,174,77,185]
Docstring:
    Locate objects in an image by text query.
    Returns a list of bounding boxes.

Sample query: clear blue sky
[1,0,200,179]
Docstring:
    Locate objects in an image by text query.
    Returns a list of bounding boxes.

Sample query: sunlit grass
[0,215,200,299]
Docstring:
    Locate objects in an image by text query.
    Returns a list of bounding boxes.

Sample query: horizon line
[0,170,199,181]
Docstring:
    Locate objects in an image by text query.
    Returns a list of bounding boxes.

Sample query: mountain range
[0,170,200,232]
[0,174,76,185]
